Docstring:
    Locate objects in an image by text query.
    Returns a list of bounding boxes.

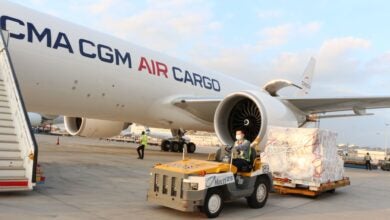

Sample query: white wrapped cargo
[263,127,344,187]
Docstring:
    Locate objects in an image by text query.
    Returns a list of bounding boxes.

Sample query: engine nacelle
[64,117,128,138]
[214,90,300,146]
[28,112,43,127]
[28,113,60,127]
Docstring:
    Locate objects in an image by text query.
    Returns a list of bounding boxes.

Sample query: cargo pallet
[273,177,350,197]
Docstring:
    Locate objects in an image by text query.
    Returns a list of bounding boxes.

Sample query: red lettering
[138,57,152,74]
[151,60,156,75]
[156,62,168,78]
[138,57,169,78]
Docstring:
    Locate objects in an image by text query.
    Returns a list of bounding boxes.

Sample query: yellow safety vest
[140,134,148,147]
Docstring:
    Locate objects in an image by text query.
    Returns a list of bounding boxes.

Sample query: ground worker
[364,152,372,170]
[137,131,148,159]
[232,130,251,172]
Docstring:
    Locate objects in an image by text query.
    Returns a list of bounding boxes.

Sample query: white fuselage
[0,1,300,132]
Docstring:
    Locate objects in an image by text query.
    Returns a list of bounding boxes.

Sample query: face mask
[236,135,242,140]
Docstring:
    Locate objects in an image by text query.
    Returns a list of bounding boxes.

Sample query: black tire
[178,142,185,153]
[187,142,196,153]
[327,189,336,193]
[161,140,170,152]
[171,141,180,152]
[246,176,269,209]
[202,188,224,218]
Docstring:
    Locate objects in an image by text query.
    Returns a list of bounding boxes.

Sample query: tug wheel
[202,188,224,218]
[246,176,269,208]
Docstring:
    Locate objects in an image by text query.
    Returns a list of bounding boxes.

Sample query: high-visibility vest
[140,134,148,147]
[235,140,251,162]
[247,147,252,162]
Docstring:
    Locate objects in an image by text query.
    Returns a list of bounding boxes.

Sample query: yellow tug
[147,146,272,218]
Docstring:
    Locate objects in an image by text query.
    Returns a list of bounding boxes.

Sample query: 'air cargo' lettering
[172,66,221,92]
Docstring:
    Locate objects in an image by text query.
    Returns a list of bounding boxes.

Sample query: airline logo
[0,15,221,92]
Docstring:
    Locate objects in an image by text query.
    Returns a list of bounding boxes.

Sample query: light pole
[385,123,390,158]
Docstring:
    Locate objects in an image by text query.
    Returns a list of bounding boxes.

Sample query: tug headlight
[183,179,200,191]
[190,183,199,190]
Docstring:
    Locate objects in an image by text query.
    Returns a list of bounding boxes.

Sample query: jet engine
[64,117,129,138]
[28,113,60,127]
[214,90,301,146]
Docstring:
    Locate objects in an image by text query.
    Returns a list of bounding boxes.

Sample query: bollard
[56,136,60,145]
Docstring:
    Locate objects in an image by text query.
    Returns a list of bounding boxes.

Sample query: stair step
[0,176,27,181]
[0,157,22,160]
[0,121,14,128]
[0,96,8,102]
[0,134,18,143]
[0,103,10,108]
[0,166,24,170]
[0,169,25,177]
[0,187,30,192]
[0,113,12,121]
[0,147,20,152]
[0,150,21,158]
[0,159,23,167]
[0,176,26,180]
[0,106,11,114]
[0,142,19,150]
[0,126,15,135]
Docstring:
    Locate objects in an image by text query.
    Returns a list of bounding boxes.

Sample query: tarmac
[0,134,389,220]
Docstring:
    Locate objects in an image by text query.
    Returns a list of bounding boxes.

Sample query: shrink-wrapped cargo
[263,127,344,186]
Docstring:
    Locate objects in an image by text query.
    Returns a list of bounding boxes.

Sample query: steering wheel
[224,145,233,153]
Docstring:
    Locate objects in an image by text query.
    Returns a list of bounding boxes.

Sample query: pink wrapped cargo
[263,127,344,187]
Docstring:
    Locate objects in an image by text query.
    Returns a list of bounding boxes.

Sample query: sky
[8,0,390,148]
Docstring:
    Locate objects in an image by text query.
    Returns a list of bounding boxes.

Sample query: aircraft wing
[172,98,222,123]
[173,96,390,123]
[284,97,390,114]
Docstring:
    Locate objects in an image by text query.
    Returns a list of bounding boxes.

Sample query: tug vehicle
[379,159,390,171]
[147,146,272,218]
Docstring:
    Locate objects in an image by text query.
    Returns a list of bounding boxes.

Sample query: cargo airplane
[2,1,390,153]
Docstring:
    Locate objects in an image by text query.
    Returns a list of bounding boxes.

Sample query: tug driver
[232,130,251,172]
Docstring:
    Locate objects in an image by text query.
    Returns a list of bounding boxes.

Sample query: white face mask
[236,134,242,140]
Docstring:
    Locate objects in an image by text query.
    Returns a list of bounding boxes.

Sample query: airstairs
[0,31,38,191]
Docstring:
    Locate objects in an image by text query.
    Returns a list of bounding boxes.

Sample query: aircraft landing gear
[160,139,196,153]
[160,129,196,153]
[161,140,171,151]
[187,142,196,153]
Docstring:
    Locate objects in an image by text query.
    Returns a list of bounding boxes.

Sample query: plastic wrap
[263,127,344,186]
